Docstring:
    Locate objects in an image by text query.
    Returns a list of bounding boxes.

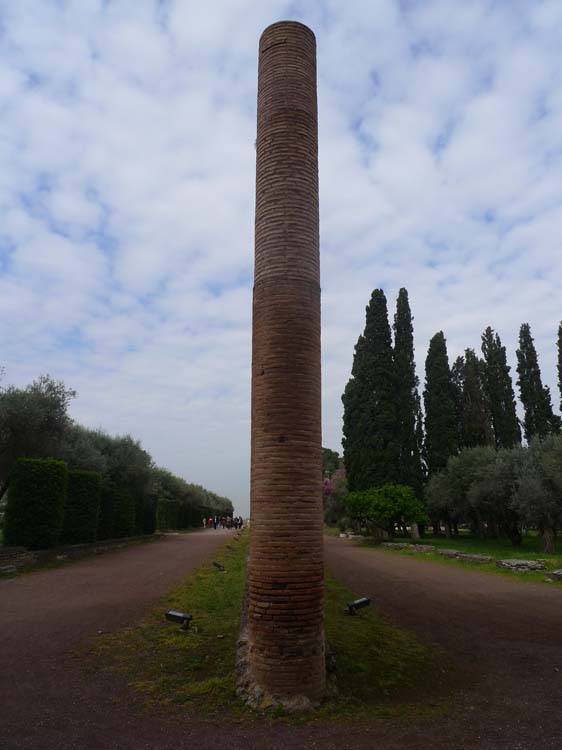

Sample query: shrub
[156,497,181,530]
[61,470,101,544]
[112,488,136,538]
[346,483,427,535]
[3,457,68,549]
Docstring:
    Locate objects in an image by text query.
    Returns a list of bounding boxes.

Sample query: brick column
[248,21,325,706]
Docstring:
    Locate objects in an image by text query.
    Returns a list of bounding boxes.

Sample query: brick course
[248,20,325,703]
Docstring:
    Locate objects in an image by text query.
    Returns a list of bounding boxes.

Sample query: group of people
[203,515,244,530]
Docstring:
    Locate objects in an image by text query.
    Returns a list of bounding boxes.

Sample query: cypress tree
[481,326,521,448]
[423,332,458,475]
[450,355,465,448]
[342,289,398,491]
[558,321,562,413]
[516,323,561,440]
[393,288,423,496]
[460,348,494,448]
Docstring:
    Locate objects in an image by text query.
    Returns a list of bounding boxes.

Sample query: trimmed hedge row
[4,458,68,549]
[112,488,136,538]
[61,470,101,544]
[4,459,105,549]
[2,458,210,549]
[156,497,182,530]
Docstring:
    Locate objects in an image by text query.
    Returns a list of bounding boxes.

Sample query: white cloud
[1,0,562,512]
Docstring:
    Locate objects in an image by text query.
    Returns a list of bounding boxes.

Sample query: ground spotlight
[346,597,370,615]
[165,610,193,630]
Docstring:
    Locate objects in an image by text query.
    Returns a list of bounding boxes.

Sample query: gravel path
[2,532,561,749]
[324,537,562,749]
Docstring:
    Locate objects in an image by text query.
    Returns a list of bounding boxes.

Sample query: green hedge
[4,458,68,549]
[112,488,136,538]
[156,497,181,530]
[134,494,157,535]
[61,470,101,544]
[97,484,114,540]
[140,497,157,535]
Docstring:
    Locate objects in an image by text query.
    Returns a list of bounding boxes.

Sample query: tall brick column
[248,21,325,705]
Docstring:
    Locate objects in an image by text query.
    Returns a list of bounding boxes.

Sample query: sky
[1,0,562,514]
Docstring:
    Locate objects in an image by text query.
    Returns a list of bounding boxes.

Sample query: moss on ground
[88,532,452,722]
[90,534,248,713]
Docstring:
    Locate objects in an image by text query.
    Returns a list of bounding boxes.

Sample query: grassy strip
[415,532,562,559]
[319,575,451,721]
[359,537,562,586]
[90,533,248,713]
[88,532,451,722]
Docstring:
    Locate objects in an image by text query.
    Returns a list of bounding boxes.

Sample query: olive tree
[0,375,76,498]
[512,435,562,553]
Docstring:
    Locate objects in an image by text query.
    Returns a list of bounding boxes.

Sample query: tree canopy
[346,483,427,536]
[342,289,398,491]
[393,288,424,496]
[423,332,458,475]
[480,327,521,449]
[516,323,561,440]
[0,375,76,495]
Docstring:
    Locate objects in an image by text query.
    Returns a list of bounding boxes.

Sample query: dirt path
[2,533,561,750]
[0,531,230,749]
[324,537,562,749]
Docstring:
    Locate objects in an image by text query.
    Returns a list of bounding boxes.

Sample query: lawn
[358,531,562,584]
[417,531,562,559]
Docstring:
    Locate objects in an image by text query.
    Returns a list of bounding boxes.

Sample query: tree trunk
[506,522,522,547]
[445,521,452,539]
[476,516,486,539]
[542,527,556,554]
[410,522,420,540]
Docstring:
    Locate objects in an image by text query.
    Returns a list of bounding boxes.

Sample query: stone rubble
[380,542,436,553]
[496,559,547,572]
[436,549,493,563]
[344,539,555,576]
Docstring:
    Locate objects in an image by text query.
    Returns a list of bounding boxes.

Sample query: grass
[419,532,562,559]
[318,575,451,721]
[88,531,451,722]
[90,533,248,713]
[323,524,343,537]
[359,532,562,585]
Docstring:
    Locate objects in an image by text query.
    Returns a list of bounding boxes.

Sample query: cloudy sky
[2,1,562,513]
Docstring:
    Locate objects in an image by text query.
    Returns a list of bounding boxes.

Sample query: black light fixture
[165,610,193,630]
[213,561,225,572]
[346,597,370,615]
